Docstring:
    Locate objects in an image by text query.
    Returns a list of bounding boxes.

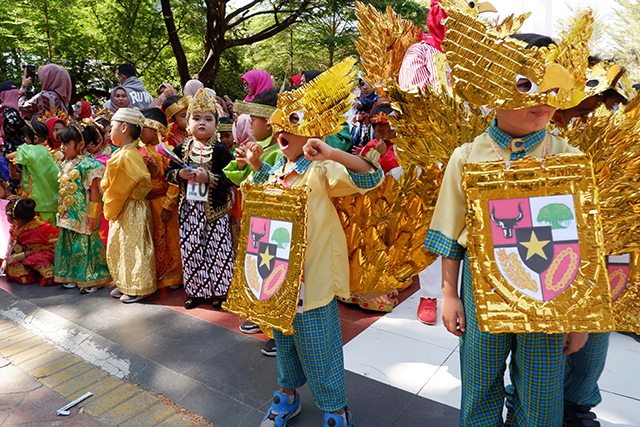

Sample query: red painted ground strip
[0,276,419,345]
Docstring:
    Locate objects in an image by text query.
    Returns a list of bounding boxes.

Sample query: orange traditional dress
[140,142,183,288]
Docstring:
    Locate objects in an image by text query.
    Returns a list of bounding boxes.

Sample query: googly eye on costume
[468,1,476,8]
[586,79,600,88]
[288,111,305,125]
[515,75,539,94]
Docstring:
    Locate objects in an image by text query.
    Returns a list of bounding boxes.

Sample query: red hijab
[421,0,447,52]
[46,117,66,150]
[77,100,92,118]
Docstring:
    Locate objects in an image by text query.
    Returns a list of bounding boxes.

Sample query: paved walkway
[1,274,638,426]
[0,318,208,426]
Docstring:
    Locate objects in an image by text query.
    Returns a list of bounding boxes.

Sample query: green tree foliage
[537,203,574,230]
[609,0,640,82]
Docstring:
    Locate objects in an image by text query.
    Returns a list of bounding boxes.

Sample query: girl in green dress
[54,124,112,293]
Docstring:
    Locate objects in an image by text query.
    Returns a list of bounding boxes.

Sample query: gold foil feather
[464,153,613,333]
[440,0,593,110]
[270,58,356,137]
[333,165,440,296]
[223,183,307,335]
[386,81,491,169]
[354,1,422,97]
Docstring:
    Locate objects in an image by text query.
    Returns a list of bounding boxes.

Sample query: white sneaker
[120,294,147,303]
[62,283,77,289]
[110,288,123,298]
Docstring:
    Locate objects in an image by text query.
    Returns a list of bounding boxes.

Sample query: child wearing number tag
[165,88,235,310]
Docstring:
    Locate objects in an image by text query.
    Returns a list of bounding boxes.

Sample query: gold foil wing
[333,165,440,296]
[610,252,640,333]
[270,58,356,137]
[386,81,491,169]
[463,153,614,333]
[561,95,640,256]
[440,0,593,110]
[354,1,422,97]
[223,183,308,335]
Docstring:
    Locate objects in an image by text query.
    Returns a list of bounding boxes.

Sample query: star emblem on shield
[244,217,293,301]
[489,194,581,302]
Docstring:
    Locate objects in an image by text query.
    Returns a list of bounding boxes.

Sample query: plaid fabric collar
[273,155,312,176]
[488,119,546,152]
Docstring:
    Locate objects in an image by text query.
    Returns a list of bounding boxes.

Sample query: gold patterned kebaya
[440,0,593,110]
[463,154,613,333]
[224,183,308,335]
[233,102,276,119]
[269,58,356,137]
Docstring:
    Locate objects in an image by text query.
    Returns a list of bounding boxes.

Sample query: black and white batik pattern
[179,200,235,298]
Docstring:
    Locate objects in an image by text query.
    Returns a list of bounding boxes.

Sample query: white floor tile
[600,345,640,400]
[608,331,640,354]
[596,391,640,427]
[418,349,461,409]
[371,293,460,351]
[344,327,455,395]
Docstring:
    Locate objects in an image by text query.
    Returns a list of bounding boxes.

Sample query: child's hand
[6,255,14,264]
[563,332,589,354]
[88,217,100,230]
[245,141,264,171]
[142,156,153,166]
[234,145,247,170]
[350,144,363,155]
[160,208,172,222]
[194,167,209,183]
[303,138,333,162]
[441,294,466,337]
[375,139,388,157]
[6,153,16,163]
[178,167,195,180]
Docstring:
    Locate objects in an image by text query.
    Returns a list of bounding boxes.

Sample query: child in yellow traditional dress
[140,108,183,289]
[101,108,156,303]
[54,124,112,293]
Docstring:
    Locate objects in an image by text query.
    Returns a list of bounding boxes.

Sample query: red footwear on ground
[417,297,437,325]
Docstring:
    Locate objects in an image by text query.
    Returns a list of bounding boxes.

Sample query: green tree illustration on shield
[272,228,291,249]
[537,203,574,229]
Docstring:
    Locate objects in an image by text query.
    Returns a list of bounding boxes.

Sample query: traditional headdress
[111,108,144,127]
[37,107,68,123]
[142,108,169,145]
[164,96,190,119]
[269,58,357,137]
[5,196,20,218]
[370,110,390,124]
[233,101,277,118]
[217,121,234,132]
[92,108,113,122]
[187,88,216,116]
[440,0,593,110]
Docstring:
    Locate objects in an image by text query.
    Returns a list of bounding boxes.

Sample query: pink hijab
[232,115,256,146]
[183,79,203,97]
[0,89,20,111]
[38,64,72,104]
[241,70,274,102]
[109,86,132,113]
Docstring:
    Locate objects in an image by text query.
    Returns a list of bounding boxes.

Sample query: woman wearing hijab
[108,86,132,114]
[18,64,72,120]
[74,100,92,119]
[240,70,273,102]
[183,79,203,97]
[1,80,21,140]
[300,70,321,84]
[147,83,176,109]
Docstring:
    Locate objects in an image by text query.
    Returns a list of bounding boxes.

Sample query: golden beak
[477,2,497,13]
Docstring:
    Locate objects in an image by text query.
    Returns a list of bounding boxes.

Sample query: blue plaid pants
[564,332,609,407]
[273,298,347,412]
[460,255,565,427]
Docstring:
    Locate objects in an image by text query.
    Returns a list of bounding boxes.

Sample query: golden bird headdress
[269,58,356,137]
[354,2,422,97]
[583,61,627,101]
[440,0,593,110]
[187,88,216,116]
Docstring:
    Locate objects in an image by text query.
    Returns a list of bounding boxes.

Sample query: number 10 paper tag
[186,179,208,201]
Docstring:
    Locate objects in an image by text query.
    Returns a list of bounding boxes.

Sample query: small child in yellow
[101,108,156,303]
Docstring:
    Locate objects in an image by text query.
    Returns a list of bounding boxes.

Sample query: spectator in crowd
[18,64,72,120]
[115,64,154,110]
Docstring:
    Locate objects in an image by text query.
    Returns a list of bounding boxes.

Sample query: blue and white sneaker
[324,406,354,427]
[261,390,301,427]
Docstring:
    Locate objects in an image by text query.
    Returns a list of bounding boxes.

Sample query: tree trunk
[160,0,191,87]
